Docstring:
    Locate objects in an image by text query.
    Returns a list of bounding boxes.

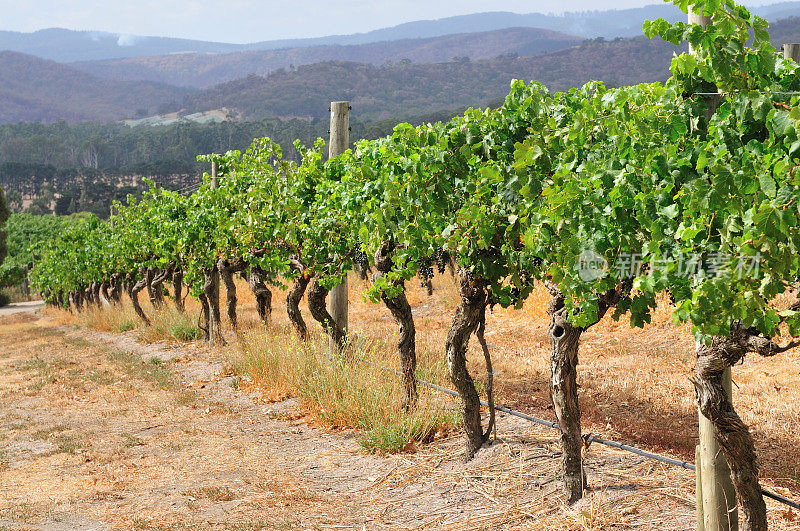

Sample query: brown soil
[0,301,44,318]
[1,309,797,530]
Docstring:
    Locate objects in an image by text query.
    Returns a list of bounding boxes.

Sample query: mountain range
[70,27,583,89]
[1,4,800,125]
[175,37,683,122]
[2,2,799,63]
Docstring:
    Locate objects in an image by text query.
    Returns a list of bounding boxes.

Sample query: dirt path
[0,312,747,530]
[0,301,44,318]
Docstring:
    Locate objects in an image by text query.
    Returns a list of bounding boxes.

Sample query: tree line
[0,108,468,216]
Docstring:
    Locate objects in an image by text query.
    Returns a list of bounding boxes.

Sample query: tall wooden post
[784,43,800,62]
[698,365,738,531]
[328,102,350,340]
[211,161,219,189]
[690,7,738,531]
[209,161,223,344]
[688,8,711,55]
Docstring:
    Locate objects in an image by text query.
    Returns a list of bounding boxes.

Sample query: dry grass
[231,327,459,453]
[47,271,800,511]
[55,298,202,342]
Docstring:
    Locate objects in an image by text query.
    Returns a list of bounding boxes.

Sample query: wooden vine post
[784,43,800,62]
[327,101,350,346]
[690,7,738,531]
[211,161,219,189]
[207,161,224,344]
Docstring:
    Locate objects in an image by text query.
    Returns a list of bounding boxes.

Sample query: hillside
[71,27,583,89]
[165,13,800,121]
[175,37,683,122]
[766,15,800,45]
[2,2,798,63]
[0,51,189,124]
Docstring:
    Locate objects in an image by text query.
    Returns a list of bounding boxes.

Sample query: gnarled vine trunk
[85,285,95,307]
[217,258,239,328]
[476,306,495,441]
[129,270,151,326]
[374,243,417,411]
[355,261,371,281]
[91,282,102,306]
[150,266,171,307]
[109,273,124,305]
[198,292,210,342]
[99,281,112,307]
[248,266,273,324]
[691,327,776,531]
[145,267,157,306]
[286,260,310,340]
[203,266,225,345]
[307,276,347,352]
[548,292,586,504]
[218,258,247,328]
[545,282,620,504]
[172,268,185,312]
[70,289,83,312]
[446,272,489,461]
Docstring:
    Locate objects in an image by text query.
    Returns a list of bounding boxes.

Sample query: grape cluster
[435,247,449,274]
[531,256,543,268]
[667,288,677,305]
[353,241,369,269]
[620,275,634,300]
[417,255,434,287]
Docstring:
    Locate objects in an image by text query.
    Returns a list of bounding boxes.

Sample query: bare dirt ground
[0,301,44,318]
[0,310,796,530]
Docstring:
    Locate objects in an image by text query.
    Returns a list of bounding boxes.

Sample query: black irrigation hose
[348,346,800,510]
[692,91,800,96]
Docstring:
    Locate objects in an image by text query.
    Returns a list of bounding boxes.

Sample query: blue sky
[2,0,772,42]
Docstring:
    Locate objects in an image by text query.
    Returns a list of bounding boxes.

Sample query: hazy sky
[1,0,773,43]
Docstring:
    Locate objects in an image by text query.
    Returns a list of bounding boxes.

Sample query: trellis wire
[346,342,800,510]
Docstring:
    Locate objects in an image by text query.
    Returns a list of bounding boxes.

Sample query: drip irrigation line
[692,91,800,97]
[172,183,198,193]
[178,184,202,196]
[343,340,800,510]
[172,182,202,195]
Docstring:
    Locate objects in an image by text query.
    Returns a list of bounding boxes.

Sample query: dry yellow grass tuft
[231,326,458,453]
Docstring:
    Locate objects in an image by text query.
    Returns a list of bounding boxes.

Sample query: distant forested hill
[71,27,582,89]
[175,36,682,122]
[0,51,190,124]
[766,16,800,45]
